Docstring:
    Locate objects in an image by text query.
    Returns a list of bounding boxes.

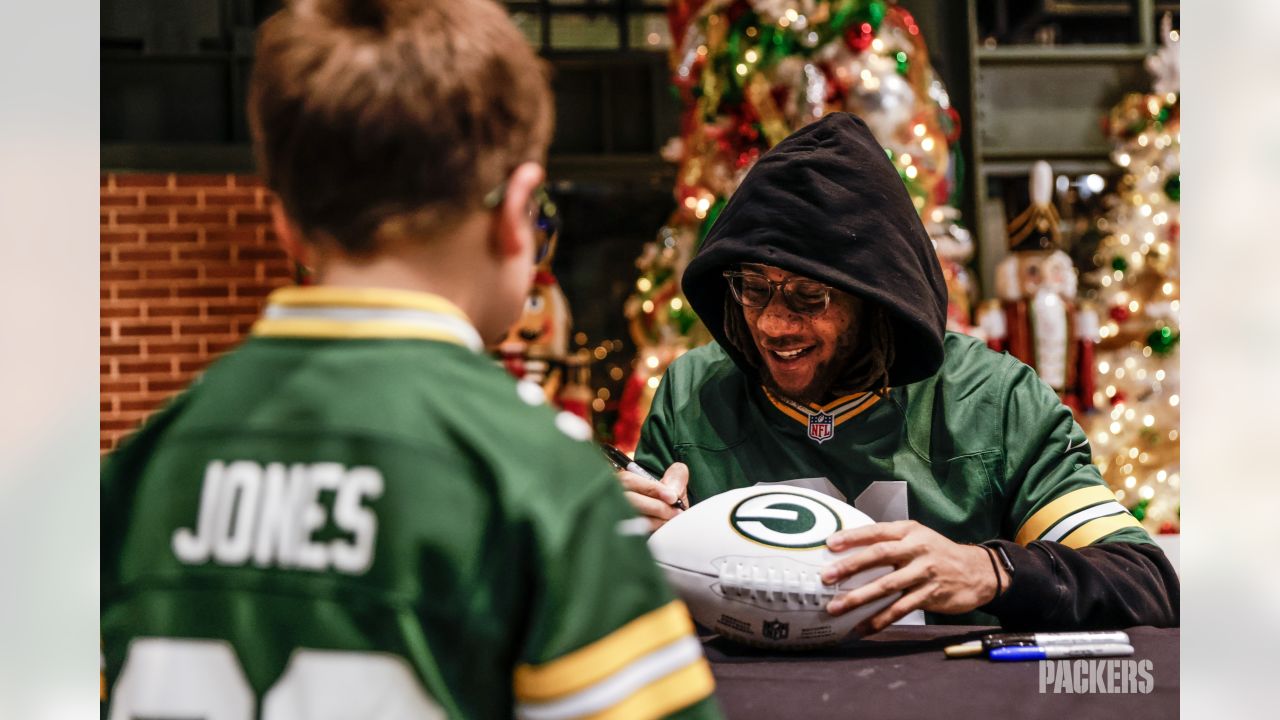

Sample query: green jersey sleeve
[634,367,680,477]
[512,470,721,720]
[998,359,1152,548]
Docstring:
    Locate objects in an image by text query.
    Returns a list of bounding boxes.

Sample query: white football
[648,485,898,649]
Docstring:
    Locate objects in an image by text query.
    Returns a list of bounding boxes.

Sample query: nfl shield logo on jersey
[807,412,834,444]
[762,619,789,641]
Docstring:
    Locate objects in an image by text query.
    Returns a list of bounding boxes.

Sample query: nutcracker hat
[1006,160,1063,252]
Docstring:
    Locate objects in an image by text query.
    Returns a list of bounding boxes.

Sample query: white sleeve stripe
[1041,502,1130,543]
[515,636,703,720]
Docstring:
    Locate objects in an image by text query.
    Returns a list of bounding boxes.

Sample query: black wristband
[981,545,1003,598]
[983,541,1016,599]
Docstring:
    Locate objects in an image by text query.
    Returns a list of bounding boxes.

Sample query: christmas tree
[613,0,972,450]
[1084,19,1180,533]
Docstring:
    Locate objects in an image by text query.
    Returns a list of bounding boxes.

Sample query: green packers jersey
[636,333,1151,625]
[102,286,719,720]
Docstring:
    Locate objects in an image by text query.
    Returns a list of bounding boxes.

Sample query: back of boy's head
[249,0,554,256]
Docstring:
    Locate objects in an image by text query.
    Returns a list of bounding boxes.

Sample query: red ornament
[1110,390,1127,406]
[666,0,708,44]
[943,106,963,144]
[932,178,950,206]
[845,22,874,53]
[826,81,847,107]
[1159,521,1179,535]
[1168,221,1180,244]
[1109,305,1130,322]
[610,370,649,454]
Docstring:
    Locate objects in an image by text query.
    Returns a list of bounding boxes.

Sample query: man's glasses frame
[722,270,834,315]
[483,181,559,264]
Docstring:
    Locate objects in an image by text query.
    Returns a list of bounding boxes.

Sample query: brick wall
[100,172,293,452]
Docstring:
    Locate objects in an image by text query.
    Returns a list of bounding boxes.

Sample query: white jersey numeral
[854,480,923,625]
[109,639,253,720]
[852,480,909,523]
[757,478,910,523]
[109,638,445,720]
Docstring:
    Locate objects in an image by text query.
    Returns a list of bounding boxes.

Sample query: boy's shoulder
[106,337,611,507]
[173,337,549,442]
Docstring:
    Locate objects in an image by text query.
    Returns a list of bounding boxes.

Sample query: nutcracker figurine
[977,161,1098,413]
[494,268,572,408]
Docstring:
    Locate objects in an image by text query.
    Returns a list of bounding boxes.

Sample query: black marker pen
[945,630,1131,658]
[599,443,687,510]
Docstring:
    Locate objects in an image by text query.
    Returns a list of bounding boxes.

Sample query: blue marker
[945,630,1130,658]
[988,643,1134,662]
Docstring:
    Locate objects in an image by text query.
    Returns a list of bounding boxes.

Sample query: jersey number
[767,478,908,523]
[853,480,909,523]
[109,638,445,720]
[853,481,923,625]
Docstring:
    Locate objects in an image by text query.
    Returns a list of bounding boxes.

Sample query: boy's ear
[490,162,545,260]
[271,201,312,270]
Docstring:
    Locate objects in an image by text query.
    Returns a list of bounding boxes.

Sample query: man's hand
[617,462,690,533]
[820,520,1010,634]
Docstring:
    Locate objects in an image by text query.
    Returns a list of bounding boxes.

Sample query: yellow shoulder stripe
[250,317,471,345]
[266,286,470,319]
[1060,512,1145,549]
[585,658,715,720]
[1015,485,1116,546]
[514,600,696,703]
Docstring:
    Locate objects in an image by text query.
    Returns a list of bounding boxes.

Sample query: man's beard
[761,330,859,406]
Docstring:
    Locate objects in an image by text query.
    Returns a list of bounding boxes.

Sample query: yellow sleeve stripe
[1015,485,1117,546]
[514,600,696,702]
[516,637,713,720]
[1060,512,1145,549]
[583,657,715,720]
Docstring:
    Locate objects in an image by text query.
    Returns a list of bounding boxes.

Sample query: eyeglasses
[483,182,560,264]
[723,270,834,314]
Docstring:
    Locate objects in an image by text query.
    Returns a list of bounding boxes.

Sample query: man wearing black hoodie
[623,113,1178,632]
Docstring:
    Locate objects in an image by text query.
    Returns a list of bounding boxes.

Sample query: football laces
[715,557,840,607]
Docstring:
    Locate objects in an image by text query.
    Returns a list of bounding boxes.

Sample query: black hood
[682,112,948,387]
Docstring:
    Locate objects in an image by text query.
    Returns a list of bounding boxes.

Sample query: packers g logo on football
[729,491,842,548]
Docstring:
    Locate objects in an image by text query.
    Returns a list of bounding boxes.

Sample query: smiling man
[620,112,1178,632]
[726,263,868,404]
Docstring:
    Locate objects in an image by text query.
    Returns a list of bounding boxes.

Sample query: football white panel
[648,485,901,649]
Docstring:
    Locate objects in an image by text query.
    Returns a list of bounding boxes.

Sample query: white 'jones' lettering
[172,461,383,575]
